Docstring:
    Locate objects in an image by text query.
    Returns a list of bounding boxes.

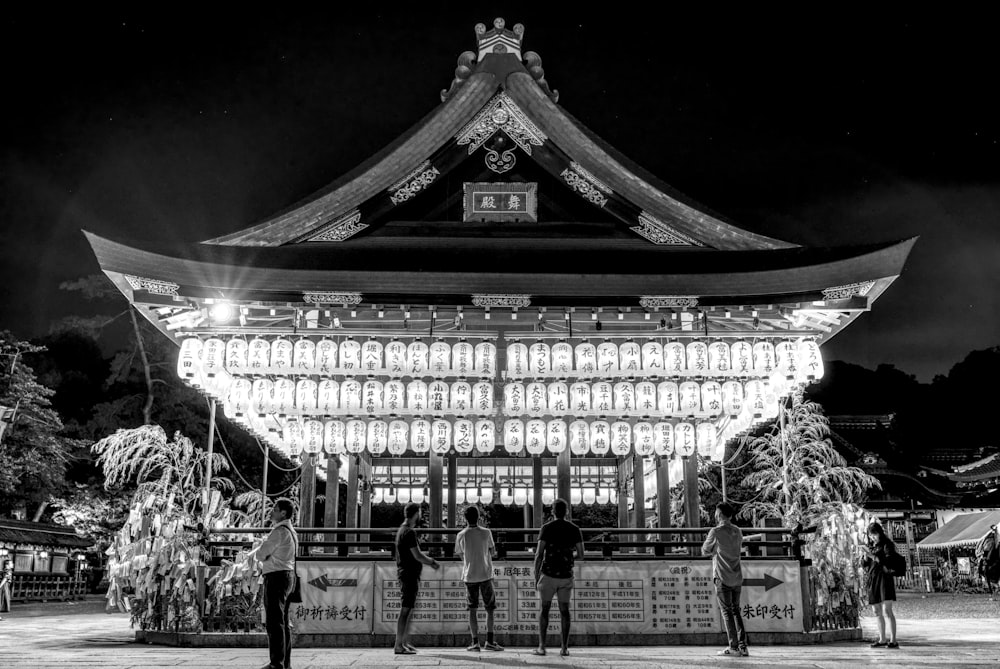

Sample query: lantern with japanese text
[686,341,709,375]
[613,382,635,413]
[762,381,780,420]
[610,421,632,456]
[664,341,686,376]
[429,341,451,375]
[407,340,429,375]
[552,342,573,375]
[293,338,316,374]
[303,420,324,454]
[503,419,524,454]
[177,337,203,379]
[730,340,753,376]
[506,342,528,377]
[225,338,249,374]
[657,381,679,416]
[674,422,696,457]
[474,341,496,377]
[653,421,674,457]
[597,341,619,375]
[744,379,766,418]
[574,341,597,375]
[546,382,569,415]
[271,338,294,373]
[226,377,252,417]
[679,381,701,415]
[569,420,590,455]
[504,382,525,415]
[324,420,346,454]
[385,340,407,377]
[525,419,546,455]
[339,338,361,372]
[273,378,295,415]
[452,341,473,376]
[619,341,641,374]
[427,380,449,412]
[701,380,723,417]
[592,381,613,413]
[317,379,339,413]
[410,419,430,453]
[361,339,384,374]
[283,420,304,454]
[383,380,404,412]
[641,341,663,373]
[590,420,611,455]
[473,381,493,414]
[775,340,799,380]
[528,342,550,376]
[431,420,452,455]
[570,382,591,414]
[252,378,274,415]
[340,379,363,412]
[547,420,567,454]
[721,380,744,417]
[526,382,547,415]
[475,419,495,453]
[708,341,731,375]
[345,419,366,454]
[316,339,337,375]
[696,422,716,458]
[201,337,225,377]
[752,340,776,376]
[406,380,427,412]
[362,380,383,414]
[248,338,270,374]
[388,420,408,455]
[797,339,824,382]
[453,419,474,454]
[635,381,657,415]
[450,381,472,412]
[633,422,654,456]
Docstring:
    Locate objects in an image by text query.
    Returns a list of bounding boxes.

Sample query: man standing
[250,497,298,669]
[454,505,503,652]
[393,502,440,655]
[533,498,584,657]
[702,502,748,657]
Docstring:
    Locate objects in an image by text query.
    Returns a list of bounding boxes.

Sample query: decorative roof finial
[475,17,523,61]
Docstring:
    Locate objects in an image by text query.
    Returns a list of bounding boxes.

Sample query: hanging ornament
[552,342,573,375]
[721,380,744,417]
[679,381,701,415]
[663,341,686,376]
[504,382,525,415]
[452,341,474,377]
[201,338,226,377]
[570,382,591,415]
[383,380,404,413]
[339,338,362,372]
[226,377,252,417]
[610,421,632,456]
[340,379,363,412]
[453,419,474,454]
[641,341,664,373]
[744,379,766,418]
[323,420,346,455]
[295,379,318,414]
[473,381,494,414]
[361,339,384,374]
[362,380,383,414]
[431,420,451,454]
[654,421,674,457]
[410,419,430,454]
[385,340,407,377]
[450,381,472,413]
[613,382,636,413]
[752,340,776,376]
[708,341,732,375]
[475,419,495,453]
[547,420,567,454]
[366,420,388,455]
[590,420,611,455]
[685,340,709,375]
[506,342,529,378]
[407,340,429,375]
[388,420,408,455]
[177,337,203,379]
[503,419,525,454]
[406,379,428,412]
[248,338,270,374]
[529,342,551,376]
[570,419,590,455]
[657,381,680,416]
[730,340,753,376]
[619,341,641,374]
[574,341,597,375]
[674,422,696,457]
[315,338,337,375]
[701,380,723,417]
[526,382,547,416]
[427,380,449,412]
[635,381,657,415]
[593,381,614,413]
[474,341,497,377]
[634,421,655,456]
[546,382,569,415]
[317,379,340,413]
[345,419,366,454]
[272,378,296,415]
[429,341,451,375]
[271,338,294,374]
[797,339,824,382]
[251,378,274,415]
[597,341,619,375]
[225,338,249,374]
[775,339,799,380]
[696,422,716,458]
[525,419,546,455]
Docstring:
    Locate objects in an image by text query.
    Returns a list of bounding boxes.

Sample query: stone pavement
[1,601,999,668]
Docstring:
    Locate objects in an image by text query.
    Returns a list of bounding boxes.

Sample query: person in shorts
[454,505,503,652]
[393,502,439,655]
[532,498,584,657]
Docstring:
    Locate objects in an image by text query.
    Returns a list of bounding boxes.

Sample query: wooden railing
[9,572,88,602]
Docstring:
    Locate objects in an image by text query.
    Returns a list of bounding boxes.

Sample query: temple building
[84,18,915,536]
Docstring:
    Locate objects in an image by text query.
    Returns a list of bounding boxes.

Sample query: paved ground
[1,599,999,668]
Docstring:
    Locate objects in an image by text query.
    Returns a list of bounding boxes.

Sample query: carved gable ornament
[456,93,547,174]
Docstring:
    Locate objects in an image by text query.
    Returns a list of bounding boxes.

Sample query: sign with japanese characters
[463,182,537,222]
[288,561,373,634]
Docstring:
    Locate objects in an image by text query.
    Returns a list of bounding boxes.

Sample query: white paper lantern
[317,379,339,413]
[473,381,493,414]
[634,422,655,456]
[475,419,495,453]
[338,339,361,372]
[610,421,632,456]
[406,380,428,412]
[657,381,680,416]
[774,339,799,380]
[635,381,657,415]
[407,340,429,375]
[361,339,384,374]
[763,381,780,419]
[384,486,397,505]
[593,381,613,413]
[613,382,635,413]
[526,382,547,415]
[674,422,696,457]
[570,382,591,414]
[552,342,573,375]
[503,419,525,454]
[504,382,525,415]
[372,487,385,504]
[730,340,753,376]
[346,419,366,454]
[450,381,472,413]
[547,420,567,454]
[546,382,569,415]
[571,488,583,505]
[272,378,295,415]
[366,420,388,455]
[427,380,449,412]
[388,420,408,455]
[226,377,252,416]
[744,379,766,418]
[431,420,451,454]
[429,341,451,375]
[528,342,551,376]
[679,381,701,415]
[596,487,611,505]
[653,422,674,457]
[641,341,664,373]
[574,341,597,375]
[340,379,363,412]
[696,422,716,457]
[513,488,528,506]
[619,341,641,374]
[410,419,430,453]
[283,420,305,454]
[722,380,744,417]
[686,341,709,375]
[590,420,611,455]
[474,341,496,377]
[324,420,346,454]
[597,341,619,375]
[452,418,474,453]
[478,487,494,504]
[225,338,249,374]
[708,341,732,375]
[506,342,528,378]
[292,338,316,375]
[205,369,233,401]
[316,339,338,375]
[664,342,686,376]
[362,380,383,414]
[525,419,546,455]
[201,338,225,377]
[582,488,597,506]
[542,487,557,505]
[797,339,824,382]
[248,338,270,374]
[383,380,404,413]
[452,341,473,376]
[570,420,590,455]
[397,488,411,504]
[303,420,324,454]
[252,378,274,415]
[385,340,407,377]
[701,380,723,417]
[271,338,294,373]
[752,341,776,376]
[177,337,203,379]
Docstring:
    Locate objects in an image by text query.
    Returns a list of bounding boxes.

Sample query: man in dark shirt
[532,498,584,657]
[393,502,439,655]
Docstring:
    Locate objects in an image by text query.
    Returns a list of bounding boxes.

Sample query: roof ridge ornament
[561,162,612,208]
[476,18,524,61]
[632,212,704,246]
[822,281,876,300]
[306,210,368,242]
[124,274,179,297]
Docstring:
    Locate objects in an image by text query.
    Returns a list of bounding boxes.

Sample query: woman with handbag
[250,498,299,669]
[860,522,899,649]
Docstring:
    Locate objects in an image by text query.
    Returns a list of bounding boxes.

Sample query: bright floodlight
[209,302,234,323]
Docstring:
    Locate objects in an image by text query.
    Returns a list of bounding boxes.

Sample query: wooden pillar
[556,449,571,506]
[633,455,646,541]
[683,455,701,555]
[656,456,671,528]
[298,454,316,528]
[359,452,371,553]
[532,457,544,529]
[323,454,340,553]
[617,456,630,548]
[446,453,457,528]
[346,455,359,550]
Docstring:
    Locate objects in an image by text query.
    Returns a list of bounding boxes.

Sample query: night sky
[2,6,997,382]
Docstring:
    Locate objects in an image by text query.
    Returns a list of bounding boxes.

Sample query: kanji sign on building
[463,182,537,222]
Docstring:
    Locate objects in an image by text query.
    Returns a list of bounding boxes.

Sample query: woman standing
[861,522,899,649]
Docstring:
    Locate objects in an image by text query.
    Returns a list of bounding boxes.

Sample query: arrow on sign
[742,574,784,592]
[308,575,358,592]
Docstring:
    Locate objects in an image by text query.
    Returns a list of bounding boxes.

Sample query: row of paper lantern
[245,417,721,458]
[369,486,619,506]
[177,336,824,381]
[214,376,784,419]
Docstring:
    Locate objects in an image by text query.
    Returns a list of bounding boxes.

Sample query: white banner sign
[288,561,373,634]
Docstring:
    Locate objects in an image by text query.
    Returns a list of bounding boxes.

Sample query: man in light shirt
[454,505,503,652]
[701,502,748,658]
[250,497,298,669]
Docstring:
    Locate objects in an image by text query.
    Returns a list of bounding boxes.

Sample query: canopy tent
[917,510,1000,550]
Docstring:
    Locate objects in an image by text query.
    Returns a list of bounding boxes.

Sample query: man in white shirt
[454,505,503,652]
[250,497,298,669]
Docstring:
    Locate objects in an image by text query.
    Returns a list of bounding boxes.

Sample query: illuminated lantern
[388,420,408,455]
[397,488,411,504]
[686,340,709,375]
[744,379,766,418]
[478,487,494,504]
[596,341,619,375]
[679,381,701,415]
[427,380,449,412]
[619,341,641,374]
[429,341,451,375]
[385,340,407,377]
[542,487,557,504]
[657,381,680,416]
[641,341,664,373]
[654,422,674,457]
[611,421,632,456]
[674,422,696,457]
[293,338,316,374]
[582,488,597,506]
[201,338,225,377]
[361,339,384,374]
[797,339,825,382]
[525,419,546,455]
[367,420,388,455]
[664,342,686,376]
[775,340,799,379]
[569,420,590,455]
[513,488,528,506]
[752,340,776,376]
[340,339,361,372]
[574,341,597,375]
[701,380,723,417]
[547,382,569,415]
[721,380,744,417]
[248,338,270,373]
[383,380,404,413]
[453,341,473,376]
[506,342,529,377]
[552,342,573,375]
[226,377,252,416]
[362,380,383,414]
[340,379,362,412]
[283,421,304,454]
[450,381,472,412]
[593,381,613,413]
[696,422,716,457]
[177,337,203,379]
[410,419,430,454]
[503,419,525,454]
[474,341,496,377]
[529,342,551,376]
[635,381,657,415]
[303,420,324,454]
[372,487,385,504]
[453,419,474,453]
[570,382,591,414]
[271,338,294,373]
[504,382,525,415]
[708,341,732,375]
[571,488,583,505]
[431,420,451,454]
[590,420,611,455]
[613,382,635,413]
[225,338,248,374]
[475,419,495,453]
[730,340,753,376]
[345,419,366,454]
[205,369,233,401]
[634,422,655,456]
[596,487,611,505]
[453,488,466,505]
[317,379,339,414]
[547,420,567,454]
[406,340,429,375]
[473,381,494,414]
[251,378,274,415]
[323,420,346,455]
[316,339,338,375]
[406,380,428,412]
[762,381,780,419]
[273,378,296,415]
[526,382,547,415]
